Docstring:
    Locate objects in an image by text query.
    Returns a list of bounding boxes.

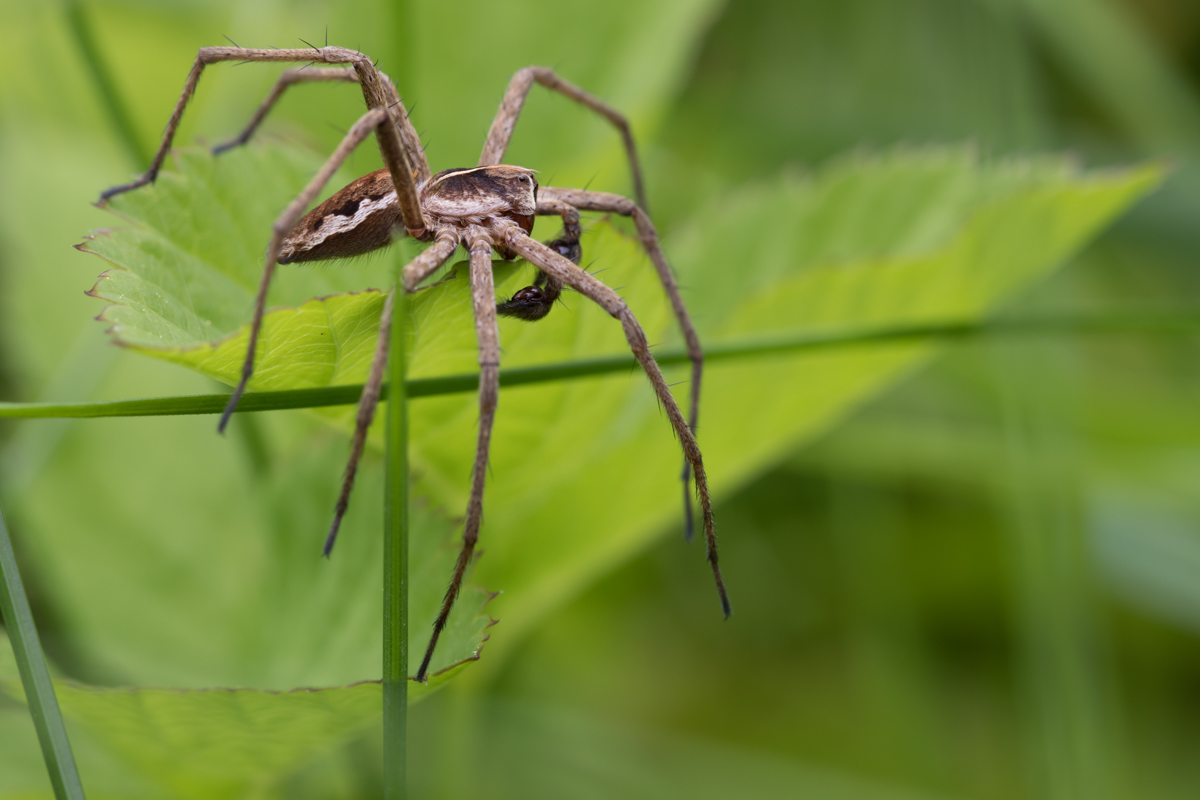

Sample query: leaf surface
[80,145,1161,673]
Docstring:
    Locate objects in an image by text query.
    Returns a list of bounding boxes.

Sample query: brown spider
[99,45,729,682]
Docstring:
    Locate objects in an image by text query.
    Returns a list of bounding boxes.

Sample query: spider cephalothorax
[278,165,538,263]
[99,45,728,683]
[420,165,538,226]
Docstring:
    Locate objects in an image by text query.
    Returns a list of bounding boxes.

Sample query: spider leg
[324,232,460,555]
[213,66,358,154]
[538,188,704,541]
[218,105,390,434]
[402,231,461,292]
[496,196,578,321]
[478,67,649,212]
[99,46,429,234]
[417,233,500,682]
[501,228,731,618]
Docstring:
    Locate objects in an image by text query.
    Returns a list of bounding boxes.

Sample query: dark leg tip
[721,594,733,619]
[321,506,345,556]
[98,175,152,204]
[212,138,241,156]
[219,377,251,434]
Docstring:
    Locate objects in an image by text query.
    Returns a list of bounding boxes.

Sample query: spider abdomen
[280,164,539,264]
[279,169,402,263]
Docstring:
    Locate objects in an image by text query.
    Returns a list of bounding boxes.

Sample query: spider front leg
[324,231,460,554]
[479,66,648,211]
[213,66,359,155]
[217,105,392,432]
[417,233,501,682]
[100,46,428,215]
[496,196,579,321]
[501,226,731,618]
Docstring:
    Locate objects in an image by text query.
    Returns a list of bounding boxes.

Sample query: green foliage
[0,0,1193,796]
[43,679,387,799]
[105,147,1163,600]
[3,132,1158,794]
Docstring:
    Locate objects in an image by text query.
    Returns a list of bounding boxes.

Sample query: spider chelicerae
[99,44,730,682]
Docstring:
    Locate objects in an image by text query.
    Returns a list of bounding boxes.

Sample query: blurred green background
[1,0,1199,798]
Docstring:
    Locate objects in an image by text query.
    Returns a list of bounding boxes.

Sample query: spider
[99,44,730,682]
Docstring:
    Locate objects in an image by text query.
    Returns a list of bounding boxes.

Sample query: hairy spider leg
[501,227,730,618]
[539,187,705,541]
[95,46,434,435]
[213,66,360,155]
[214,105,391,433]
[99,46,429,221]
[324,231,461,556]
[416,235,501,682]
[477,70,705,539]
[479,67,648,213]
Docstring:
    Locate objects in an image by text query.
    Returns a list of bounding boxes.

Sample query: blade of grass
[1009,0,1200,152]
[0,311,1194,420]
[992,336,1125,797]
[62,0,149,167]
[383,282,409,798]
[0,505,87,800]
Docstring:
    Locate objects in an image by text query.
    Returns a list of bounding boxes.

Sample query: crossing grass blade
[0,309,1194,422]
[0,506,86,800]
[383,279,410,799]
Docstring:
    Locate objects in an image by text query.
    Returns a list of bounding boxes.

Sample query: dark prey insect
[99,45,730,682]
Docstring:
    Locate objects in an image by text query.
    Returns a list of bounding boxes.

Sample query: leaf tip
[84,271,112,299]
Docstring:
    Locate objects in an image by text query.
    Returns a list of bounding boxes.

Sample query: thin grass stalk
[62,0,148,167]
[382,281,409,798]
[0,506,86,799]
[0,311,1193,421]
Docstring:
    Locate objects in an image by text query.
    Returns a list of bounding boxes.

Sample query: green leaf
[1,0,730,787]
[464,149,1163,665]
[0,484,492,796]
[79,144,1161,680]
[0,671,454,800]
[55,680,386,799]
[18,425,492,688]
[84,147,544,392]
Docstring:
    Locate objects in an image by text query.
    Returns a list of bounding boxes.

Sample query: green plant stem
[0,311,1194,420]
[382,284,409,798]
[0,506,87,800]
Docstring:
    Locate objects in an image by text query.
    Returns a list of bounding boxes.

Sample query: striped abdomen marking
[280,169,403,263]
